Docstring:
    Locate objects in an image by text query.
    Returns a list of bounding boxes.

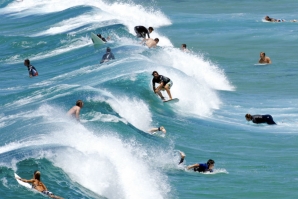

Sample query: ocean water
[0,0,298,198]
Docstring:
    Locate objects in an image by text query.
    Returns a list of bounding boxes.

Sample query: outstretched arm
[187,163,199,170]
[17,178,35,183]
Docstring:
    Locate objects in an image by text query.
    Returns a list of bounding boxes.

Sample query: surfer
[16,170,63,199]
[96,34,110,42]
[178,151,215,172]
[100,47,115,64]
[264,16,284,22]
[245,113,276,125]
[134,26,154,38]
[152,71,173,101]
[67,100,84,122]
[24,59,38,77]
[149,126,166,134]
[259,52,271,64]
[143,38,159,48]
[181,44,189,52]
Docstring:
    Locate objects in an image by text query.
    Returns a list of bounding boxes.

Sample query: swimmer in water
[134,26,154,39]
[67,100,84,122]
[245,113,276,125]
[149,126,166,134]
[142,38,159,48]
[100,47,115,64]
[152,71,173,101]
[181,44,189,52]
[16,171,63,199]
[24,59,38,77]
[178,151,215,172]
[259,52,271,64]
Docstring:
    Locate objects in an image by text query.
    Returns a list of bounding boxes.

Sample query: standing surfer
[152,71,173,101]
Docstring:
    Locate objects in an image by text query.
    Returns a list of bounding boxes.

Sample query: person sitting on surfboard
[143,38,159,48]
[152,71,173,101]
[100,47,115,64]
[134,26,154,38]
[16,170,63,199]
[96,34,109,42]
[67,100,84,122]
[178,151,215,172]
[259,52,271,64]
[24,59,38,78]
[245,113,276,125]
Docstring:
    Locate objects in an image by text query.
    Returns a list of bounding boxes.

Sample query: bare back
[145,38,157,48]
[67,105,81,120]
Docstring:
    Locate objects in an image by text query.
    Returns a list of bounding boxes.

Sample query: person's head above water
[97,34,102,38]
[154,38,159,43]
[148,27,154,33]
[207,159,215,169]
[76,100,84,108]
[260,52,266,58]
[33,170,41,180]
[106,47,111,52]
[245,113,252,121]
[182,44,187,49]
[24,59,30,66]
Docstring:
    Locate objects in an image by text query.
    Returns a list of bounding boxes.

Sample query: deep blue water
[1,0,298,198]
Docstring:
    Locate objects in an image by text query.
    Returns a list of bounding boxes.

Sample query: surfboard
[15,173,32,189]
[163,98,179,103]
[90,32,105,45]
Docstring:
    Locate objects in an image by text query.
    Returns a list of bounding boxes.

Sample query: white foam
[82,111,127,124]
[156,47,234,91]
[90,95,152,132]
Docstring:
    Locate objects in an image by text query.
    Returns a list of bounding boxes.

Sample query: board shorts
[165,80,173,89]
[42,191,53,196]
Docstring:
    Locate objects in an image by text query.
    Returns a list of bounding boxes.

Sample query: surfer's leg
[178,151,186,164]
[164,84,172,100]
[266,115,276,125]
[155,88,165,100]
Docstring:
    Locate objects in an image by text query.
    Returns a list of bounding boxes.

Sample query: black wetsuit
[134,26,150,38]
[152,75,170,91]
[97,34,107,42]
[100,52,115,63]
[252,115,276,125]
[27,65,38,76]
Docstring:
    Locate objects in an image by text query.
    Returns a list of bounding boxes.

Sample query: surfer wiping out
[178,151,215,172]
[245,113,276,125]
[24,59,38,77]
[100,47,115,64]
[134,26,154,39]
[152,71,173,101]
[96,34,110,42]
[67,100,84,122]
[16,171,63,199]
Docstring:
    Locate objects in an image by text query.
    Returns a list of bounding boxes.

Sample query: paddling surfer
[16,171,63,199]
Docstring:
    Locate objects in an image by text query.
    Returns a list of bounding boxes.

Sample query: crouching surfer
[24,59,38,77]
[245,113,276,125]
[16,170,63,199]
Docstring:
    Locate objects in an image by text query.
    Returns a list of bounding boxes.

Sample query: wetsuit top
[27,65,38,76]
[152,75,170,91]
[251,115,276,125]
[100,52,115,63]
[134,26,150,38]
[193,163,213,172]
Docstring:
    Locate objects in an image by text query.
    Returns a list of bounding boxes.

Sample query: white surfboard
[90,32,105,45]
[163,98,179,103]
[15,173,32,189]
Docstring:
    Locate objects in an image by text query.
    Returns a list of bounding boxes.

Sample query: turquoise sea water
[1,0,298,198]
